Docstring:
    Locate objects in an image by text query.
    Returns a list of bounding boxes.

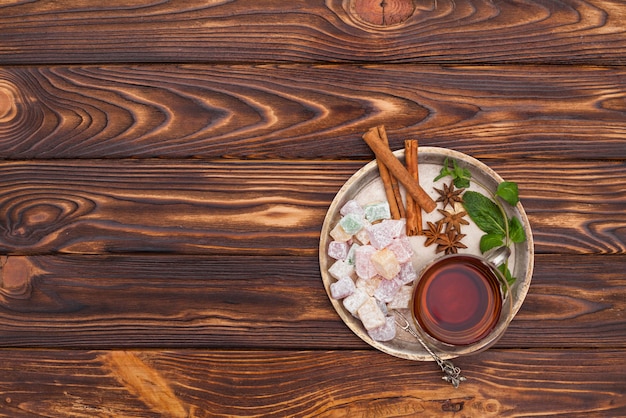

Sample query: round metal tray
[319,147,534,361]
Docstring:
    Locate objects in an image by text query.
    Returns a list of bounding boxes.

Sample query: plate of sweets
[319,126,534,361]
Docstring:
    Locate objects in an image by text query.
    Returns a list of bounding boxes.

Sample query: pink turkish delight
[330,277,356,299]
[340,199,365,218]
[355,245,377,280]
[387,237,413,263]
[381,219,405,239]
[328,241,349,260]
[397,261,417,285]
[374,277,402,303]
[366,222,395,250]
[368,315,397,342]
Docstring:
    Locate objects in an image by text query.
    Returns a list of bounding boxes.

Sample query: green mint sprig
[434,157,471,188]
[434,158,526,285]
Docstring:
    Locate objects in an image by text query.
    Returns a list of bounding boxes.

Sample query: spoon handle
[394,311,467,388]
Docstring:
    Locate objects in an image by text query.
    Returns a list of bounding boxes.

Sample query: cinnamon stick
[362,127,436,213]
[376,126,405,219]
[405,139,423,235]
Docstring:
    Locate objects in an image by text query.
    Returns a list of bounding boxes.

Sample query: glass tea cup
[410,246,513,358]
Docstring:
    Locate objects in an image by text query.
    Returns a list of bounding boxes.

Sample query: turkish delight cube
[357,297,386,330]
[330,277,356,300]
[339,213,364,235]
[343,288,369,316]
[328,259,354,280]
[368,315,397,342]
[346,243,360,265]
[355,245,377,280]
[374,276,402,303]
[366,222,395,250]
[354,226,371,245]
[364,201,391,223]
[370,248,400,280]
[328,241,349,260]
[381,219,406,239]
[330,222,352,242]
[387,237,413,263]
[397,261,417,285]
[356,275,382,296]
[387,285,413,310]
[340,199,365,218]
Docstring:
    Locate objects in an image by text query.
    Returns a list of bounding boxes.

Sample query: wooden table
[1,1,625,416]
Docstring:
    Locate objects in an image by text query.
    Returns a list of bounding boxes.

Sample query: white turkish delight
[340,199,365,218]
[368,315,397,342]
[328,259,354,280]
[397,261,417,285]
[355,245,377,280]
[356,275,382,296]
[330,222,352,242]
[328,241,349,260]
[387,237,413,263]
[339,213,364,235]
[357,297,386,330]
[387,285,413,310]
[366,222,395,250]
[370,248,400,280]
[330,276,356,300]
[343,288,369,316]
[363,201,391,223]
[374,276,402,303]
[346,243,360,265]
[376,298,388,316]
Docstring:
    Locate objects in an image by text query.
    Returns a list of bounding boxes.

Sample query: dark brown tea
[413,255,502,346]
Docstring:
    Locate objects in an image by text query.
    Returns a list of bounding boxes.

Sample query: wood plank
[1,64,626,159]
[0,254,624,349]
[0,159,624,256]
[1,1,625,65]
[0,348,624,417]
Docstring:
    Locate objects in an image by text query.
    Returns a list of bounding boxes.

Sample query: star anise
[422,220,444,247]
[438,209,470,233]
[434,181,464,209]
[436,229,468,255]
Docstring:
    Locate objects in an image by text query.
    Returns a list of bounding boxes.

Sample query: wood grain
[0,159,624,256]
[0,254,623,349]
[0,348,624,417]
[0,0,625,65]
[1,65,625,159]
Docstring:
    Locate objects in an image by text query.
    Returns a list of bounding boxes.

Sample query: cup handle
[485,246,511,267]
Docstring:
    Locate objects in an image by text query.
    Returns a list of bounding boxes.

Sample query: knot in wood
[0,81,18,123]
[350,0,415,26]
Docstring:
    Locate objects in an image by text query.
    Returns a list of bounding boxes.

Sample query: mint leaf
[434,157,471,188]
[462,191,506,235]
[452,160,472,188]
[509,216,526,243]
[480,233,505,253]
[496,181,519,206]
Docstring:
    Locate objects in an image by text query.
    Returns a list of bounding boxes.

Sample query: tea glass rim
[409,251,514,357]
